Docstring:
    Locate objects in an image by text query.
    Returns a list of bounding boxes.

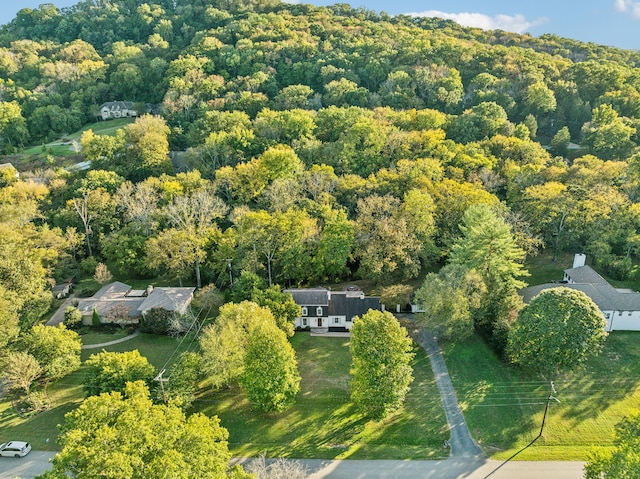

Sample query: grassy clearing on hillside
[193,333,448,460]
[443,332,640,460]
[19,118,134,157]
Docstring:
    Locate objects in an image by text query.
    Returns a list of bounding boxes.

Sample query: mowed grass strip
[443,331,640,460]
[193,332,449,460]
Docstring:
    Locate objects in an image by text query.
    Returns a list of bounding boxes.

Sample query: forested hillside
[2,0,640,347]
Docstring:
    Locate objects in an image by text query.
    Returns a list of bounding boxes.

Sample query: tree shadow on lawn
[553,333,640,426]
[205,387,370,459]
[447,332,640,454]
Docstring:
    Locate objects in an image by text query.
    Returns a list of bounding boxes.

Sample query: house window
[301,307,308,316]
[316,306,323,316]
[302,318,308,326]
[629,312,633,316]
[333,318,340,324]
[619,311,623,316]
[605,313,611,319]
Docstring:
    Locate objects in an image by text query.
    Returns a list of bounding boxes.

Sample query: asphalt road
[0,451,55,479]
[2,453,586,479]
[236,457,586,479]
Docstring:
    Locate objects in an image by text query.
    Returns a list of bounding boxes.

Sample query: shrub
[140,308,174,335]
[64,306,83,330]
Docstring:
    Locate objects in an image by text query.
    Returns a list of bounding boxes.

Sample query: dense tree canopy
[40,381,250,479]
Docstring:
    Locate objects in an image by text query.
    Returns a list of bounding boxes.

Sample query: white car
[0,441,32,458]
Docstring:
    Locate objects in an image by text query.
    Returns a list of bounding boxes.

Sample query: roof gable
[138,287,195,313]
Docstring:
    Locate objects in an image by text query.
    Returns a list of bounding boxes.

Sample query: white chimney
[573,254,586,268]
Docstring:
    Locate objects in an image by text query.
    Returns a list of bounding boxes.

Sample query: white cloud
[407,10,548,34]
[614,0,640,19]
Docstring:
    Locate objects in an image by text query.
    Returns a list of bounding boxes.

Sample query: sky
[0,0,638,51]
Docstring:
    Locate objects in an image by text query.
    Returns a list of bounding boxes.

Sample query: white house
[284,287,383,333]
[520,254,640,331]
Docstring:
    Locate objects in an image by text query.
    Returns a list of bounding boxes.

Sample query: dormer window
[301,307,308,316]
[316,306,323,316]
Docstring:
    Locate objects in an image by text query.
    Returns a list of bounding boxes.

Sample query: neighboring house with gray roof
[284,287,383,333]
[77,282,195,325]
[520,254,640,331]
[99,101,137,120]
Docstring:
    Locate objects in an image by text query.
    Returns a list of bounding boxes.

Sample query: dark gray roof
[285,288,330,306]
[285,288,381,317]
[327,291,381,318]
[564,266,608,285]
[100,101,134,110]
[520,265,640,312]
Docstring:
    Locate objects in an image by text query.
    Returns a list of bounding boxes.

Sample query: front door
[317,318,322,327]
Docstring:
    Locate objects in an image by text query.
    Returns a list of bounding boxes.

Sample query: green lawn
[20,118,134,156]
[0,330,447,458]
[0,331,197,451]
[443,332,640,460]
[192,332,449,460]
[522,251,574,286]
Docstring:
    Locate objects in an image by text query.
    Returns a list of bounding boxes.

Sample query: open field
[192,332,448,460]
[443,331,640,460]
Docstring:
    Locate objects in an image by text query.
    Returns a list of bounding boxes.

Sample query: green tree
[0,284,20,350]
[83,350,156,396]
[449,204,527,294]
[21,324,81,381]
[581,104,636,160]
[0,101,29,153]
[199,301,276,388]
[313,205,355,281]
[1,350,42,395]
[251,286,299,337]
[40,381,250,479]
[241,321,300,412]
[350,310,414,420]
[162,351,203,409]
[158,189,228,288]
[519,182,577,261]
[523,82,557,118]
[140,308,176,335]
[549,126,571,157]
[584,410,640,479]
[507,287,607,377]
[414,264,486,341]
[449,204,527,346]
[355,194,423,283]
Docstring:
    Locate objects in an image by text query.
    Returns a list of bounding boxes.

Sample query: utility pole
[226,258,233,285]
[154,368,169,404]
[483,381,560,478]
